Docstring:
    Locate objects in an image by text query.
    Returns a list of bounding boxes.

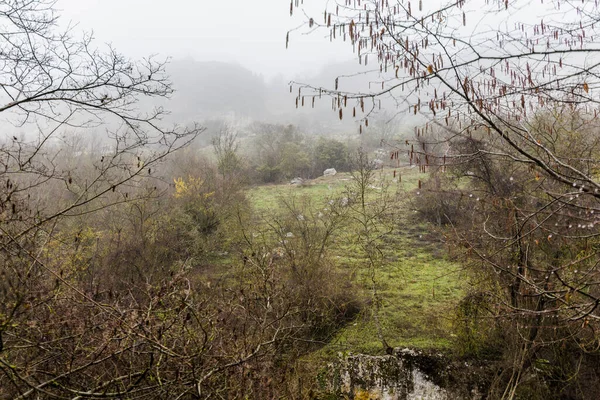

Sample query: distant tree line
[248,123,351,183]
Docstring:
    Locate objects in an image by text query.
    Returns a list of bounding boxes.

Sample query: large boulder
[323,168,337,177]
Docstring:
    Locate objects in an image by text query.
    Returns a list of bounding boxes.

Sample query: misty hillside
[164,60,268,121]
[159,58,422,134]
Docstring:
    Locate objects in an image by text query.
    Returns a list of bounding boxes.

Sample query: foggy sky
[57,0,352,79]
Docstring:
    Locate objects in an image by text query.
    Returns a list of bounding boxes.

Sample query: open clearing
[247,168,467,357]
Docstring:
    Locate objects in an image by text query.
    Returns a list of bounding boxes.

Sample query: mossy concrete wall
[324,348,492,399]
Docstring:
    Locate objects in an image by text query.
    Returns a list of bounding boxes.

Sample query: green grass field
[246,168,467,357]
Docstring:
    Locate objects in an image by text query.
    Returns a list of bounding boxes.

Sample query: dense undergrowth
[245,167,470,397]
[6,128,598,399]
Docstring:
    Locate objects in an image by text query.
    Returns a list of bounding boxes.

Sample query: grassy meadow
[246,167,467,357]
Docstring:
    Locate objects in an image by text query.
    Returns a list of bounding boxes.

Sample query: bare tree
[347,149,396,354]
[0,1,230,398]
[290,0,600,396]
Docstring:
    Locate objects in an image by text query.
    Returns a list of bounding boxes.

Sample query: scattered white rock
[372,159,385,169]
[323,168,337,176]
